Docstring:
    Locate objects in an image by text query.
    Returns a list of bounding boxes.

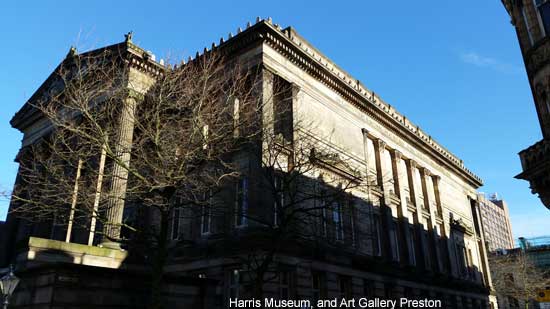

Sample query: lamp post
[0,265,19,309]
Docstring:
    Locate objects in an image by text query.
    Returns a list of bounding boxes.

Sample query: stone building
[477,194,515,252]
[502,0,550,210]
[2,19,497,308]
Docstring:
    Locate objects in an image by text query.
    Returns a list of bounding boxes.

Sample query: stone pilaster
[421,168,442,272]
[262,68,275,137]
[431,175,443,217]
[101,95,138,249]
[405,159,428,270]
[373,138,387,190]
[391,150,414,265]
[405,159,420,216]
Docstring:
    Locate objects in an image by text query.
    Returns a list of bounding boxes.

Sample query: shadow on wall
[8,247,217,309]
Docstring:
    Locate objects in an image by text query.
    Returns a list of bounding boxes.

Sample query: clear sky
[0,1,548,239]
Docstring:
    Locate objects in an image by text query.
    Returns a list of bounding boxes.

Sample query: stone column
[421,168,440,272]
[431,175,443,217]
[392,150,413,265]
[405,159,426,269]
[373,139,396,260]
[431,174,446,273]
[261,68,276,168]
[261,68,275,138]
[405,159,420,218]
[373,138,386,190]
[101,95,138,249]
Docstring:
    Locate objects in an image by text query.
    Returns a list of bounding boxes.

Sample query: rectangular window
[349,200,356,246]
[337,275,352,299]
[363,279,374,297]
[373,214,382,256]
[235,177,248,227]
[311,271,326,303]
[279,271,291,299]
[171,207,182,240]
[456,244,466,276]
[229,269,242,299]
[389,220,400,262]
[317,193,328,237]
[423,230,431,270]
[201,190,212,235]
[274,174,284,227]
[333,201,344,241]
[409,226,417,265]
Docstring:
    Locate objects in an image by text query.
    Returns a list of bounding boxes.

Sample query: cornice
[10,20,483,188]
[11,39,165,131]
[249,20,482,188]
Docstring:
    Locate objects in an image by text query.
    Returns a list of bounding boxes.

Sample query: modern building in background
[502,0,550,210]
[477,193,515,252]
[1,20,497,308]
[494,236,550,308]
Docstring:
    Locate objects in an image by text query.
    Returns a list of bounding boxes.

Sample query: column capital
[407,158,417,169]
[391,149,402,160]
[431,174,441,181]
[374,138,386,150]
[260,65,275,80]
[421,167,431,176]
[291,82,301,93]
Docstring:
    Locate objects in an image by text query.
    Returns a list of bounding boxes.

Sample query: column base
[98,241,123,250]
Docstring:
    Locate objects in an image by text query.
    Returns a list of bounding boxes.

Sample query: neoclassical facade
[2,19,496,308]
[503,0,550,210]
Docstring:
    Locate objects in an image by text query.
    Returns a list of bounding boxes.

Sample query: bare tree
[489,251,550,308]
[225,75,381,303]
[8,40,389,308]
[10,45,261,308]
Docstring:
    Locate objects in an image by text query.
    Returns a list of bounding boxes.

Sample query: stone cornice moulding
[254,20,482,188]
[10,19,482,188]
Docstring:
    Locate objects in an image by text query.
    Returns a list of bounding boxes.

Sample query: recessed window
[279,271,291,299]
[201,190,212,235]
[337,275,352,299]
[373,214,382,256]
[389,220,400,261]
[171,207,182,240]
[229,269,242,299]
[235,177,249,227]
[311,271,326,303]
[274,174,284,227]
[333,201,344,241]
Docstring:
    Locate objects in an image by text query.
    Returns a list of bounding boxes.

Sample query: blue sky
[0,1,548,239]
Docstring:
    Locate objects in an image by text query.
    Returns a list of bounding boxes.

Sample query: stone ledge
[18,237,128,269]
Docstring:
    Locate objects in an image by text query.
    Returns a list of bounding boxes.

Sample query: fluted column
[101,95,138,248]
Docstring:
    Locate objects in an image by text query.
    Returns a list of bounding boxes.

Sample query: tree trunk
[150,209,169,309]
